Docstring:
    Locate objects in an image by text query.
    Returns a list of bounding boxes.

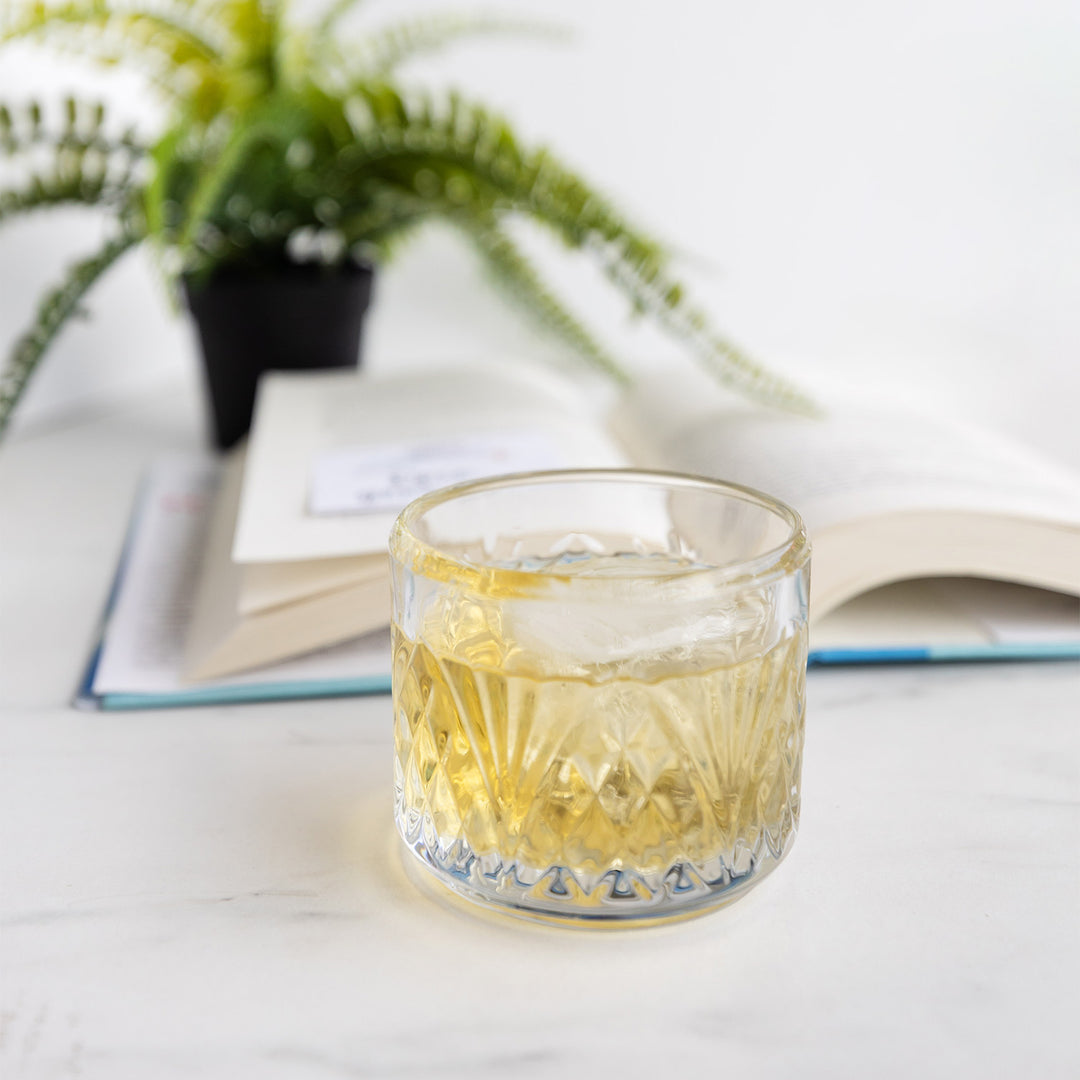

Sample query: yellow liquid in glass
[393,554,807,896]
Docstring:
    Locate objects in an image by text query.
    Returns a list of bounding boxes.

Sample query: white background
[1,0,1078,467]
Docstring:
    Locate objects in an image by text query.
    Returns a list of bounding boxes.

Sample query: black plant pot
[184,260,375,450]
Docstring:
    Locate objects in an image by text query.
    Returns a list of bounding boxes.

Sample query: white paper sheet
[308,431,565,516]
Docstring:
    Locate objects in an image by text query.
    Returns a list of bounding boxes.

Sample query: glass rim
[391,467,810,589]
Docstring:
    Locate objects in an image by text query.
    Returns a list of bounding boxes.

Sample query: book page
[93,459,390,696]
[812,578,1080,651]
[239,554,387,616]
[615,373,1080,534]
[234,363,628,563]
[92,459,218,693]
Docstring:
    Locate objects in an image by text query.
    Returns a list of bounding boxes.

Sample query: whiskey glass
[390,470,810,925]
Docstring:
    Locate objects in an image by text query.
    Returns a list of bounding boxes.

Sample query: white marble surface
[2,386,1078,1079]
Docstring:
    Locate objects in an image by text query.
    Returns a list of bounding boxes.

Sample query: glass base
[395,821,796,927]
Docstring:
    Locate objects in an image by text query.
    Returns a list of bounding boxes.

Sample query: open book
[80,363,1080,707]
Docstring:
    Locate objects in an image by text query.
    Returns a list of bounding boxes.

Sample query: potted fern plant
[0,0,810,448]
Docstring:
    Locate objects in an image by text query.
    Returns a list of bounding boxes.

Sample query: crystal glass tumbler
[390,470,811,925]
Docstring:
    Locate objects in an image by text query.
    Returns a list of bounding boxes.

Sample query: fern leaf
[0,98,145,229]
[0,97,146,161]
[1,2,226,63]
[0,169,140,229]
[596,254,816,413]
[213,0,279,82]
[142,122,186,240]
[1,2,229,115]
[336,187,433,251]
[321,12,564,81]
[336,89,815,411]
[0,229,139,438]
[467,222,629,385]
[311,0,369,41]
[173,103,305,252]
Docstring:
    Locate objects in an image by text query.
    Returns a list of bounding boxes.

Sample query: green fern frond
[0,229,139,437]
[339,88,665,257]
[7,33,226,117]
[322,12,563,80]
[1,2,230,117]
[0,97,146,160]
[157,83,364,260]
[594,250,816,413]
[0,167,141,229]
[1,2,226,64]
[335,186,434,252]
[0,100,43,150]
[311,0,369,42]
[172,100,311,251]
[0,98,145,228]
[334,89,814,410]
[467,222,629,385]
